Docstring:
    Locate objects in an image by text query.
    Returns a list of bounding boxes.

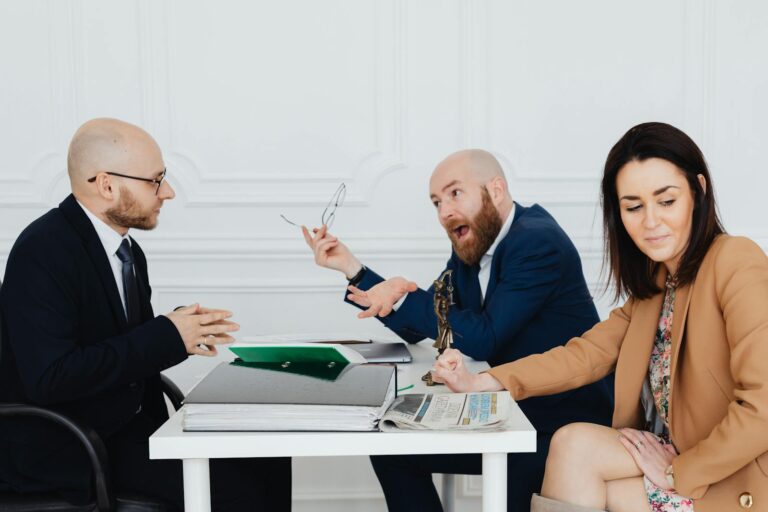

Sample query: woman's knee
[549,423,593,453]
[547,423,604,468]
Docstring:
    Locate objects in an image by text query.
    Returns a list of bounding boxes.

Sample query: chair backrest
[0,278,3,368]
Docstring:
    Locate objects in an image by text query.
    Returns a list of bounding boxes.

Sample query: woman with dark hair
[432,122,768,511]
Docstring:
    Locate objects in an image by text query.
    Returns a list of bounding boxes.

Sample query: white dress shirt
[76,200,132,317]
[478,203,515,303]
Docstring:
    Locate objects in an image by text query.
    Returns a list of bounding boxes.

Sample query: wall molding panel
[0,1,80,208]
[2,232,765,263]
[139,0,409,208]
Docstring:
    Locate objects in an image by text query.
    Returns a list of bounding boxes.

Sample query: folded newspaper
[379,392,511,432]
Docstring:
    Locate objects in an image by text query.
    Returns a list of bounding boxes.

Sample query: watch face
[665,465,675,488]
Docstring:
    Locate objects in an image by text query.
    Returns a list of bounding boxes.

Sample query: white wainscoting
[2,1,768,510]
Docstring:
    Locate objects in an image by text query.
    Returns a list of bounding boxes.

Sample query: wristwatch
[664,464,675,489]
[347,265,367,287]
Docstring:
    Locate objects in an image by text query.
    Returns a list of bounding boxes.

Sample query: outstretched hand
[346,276,418,318]
[301,224,362,279]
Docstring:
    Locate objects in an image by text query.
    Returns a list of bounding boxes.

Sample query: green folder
[228,343,367,365]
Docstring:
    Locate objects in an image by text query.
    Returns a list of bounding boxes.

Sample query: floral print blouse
[644,276,694,512]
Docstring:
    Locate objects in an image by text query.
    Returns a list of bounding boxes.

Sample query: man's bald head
[429,149,511,206]
[67,118,163,193]
[432,149,507,186]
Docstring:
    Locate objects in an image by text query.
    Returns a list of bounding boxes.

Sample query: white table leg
[441,473,455,512]
[482,452,507,512]
[183,458,211,512]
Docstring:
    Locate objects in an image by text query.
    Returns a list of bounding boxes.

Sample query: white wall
[2,1,767,510]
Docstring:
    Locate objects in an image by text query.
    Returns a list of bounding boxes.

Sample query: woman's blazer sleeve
[673,237,768,499]
[487,298,632,399]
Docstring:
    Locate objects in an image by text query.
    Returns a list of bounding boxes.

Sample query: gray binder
[184,361,396,407]
[182,362,397,431]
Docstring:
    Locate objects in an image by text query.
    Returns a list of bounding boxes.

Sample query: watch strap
[347,265,367,287]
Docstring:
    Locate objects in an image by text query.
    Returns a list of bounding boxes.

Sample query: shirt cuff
[391,293,409,312]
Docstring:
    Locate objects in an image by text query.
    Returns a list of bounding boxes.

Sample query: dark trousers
[106,411,292,512]
[370,432,551,512]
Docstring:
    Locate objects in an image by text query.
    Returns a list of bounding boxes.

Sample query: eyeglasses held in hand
[87,168,167,195]
[281,182,346,229]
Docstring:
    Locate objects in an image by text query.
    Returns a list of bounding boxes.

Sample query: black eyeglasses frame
[87,168,167,195]
[280,182,346,229]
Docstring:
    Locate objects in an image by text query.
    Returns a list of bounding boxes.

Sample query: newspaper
[379,392,510,432]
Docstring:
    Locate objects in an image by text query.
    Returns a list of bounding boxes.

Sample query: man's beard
[105,186,159,231]
[446,188,503,266]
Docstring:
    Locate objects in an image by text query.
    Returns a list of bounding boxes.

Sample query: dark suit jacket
[0,194,188,496]
[348,203,613,433]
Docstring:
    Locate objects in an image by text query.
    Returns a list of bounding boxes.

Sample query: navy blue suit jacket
[0,195,188,495]
[348,203,613,433]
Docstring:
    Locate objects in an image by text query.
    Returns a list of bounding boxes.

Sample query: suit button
[739,492,753,509]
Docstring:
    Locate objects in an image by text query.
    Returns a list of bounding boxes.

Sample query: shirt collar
[484,202,515,260]
[76,199,130,257]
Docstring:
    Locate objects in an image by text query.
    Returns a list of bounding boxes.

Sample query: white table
[149,341,536,511]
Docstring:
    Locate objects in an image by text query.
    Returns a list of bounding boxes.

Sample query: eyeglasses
[281,182,346,229]
[87,168,167,195]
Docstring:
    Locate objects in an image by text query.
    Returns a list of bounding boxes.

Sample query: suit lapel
[463,265,483,312]
[614,295,662,426]
[667,279,693,433]
[59,195,128,330]
[131,238,154,322]
[485,264,498,304]
[484,203,524,304]
[612,267,666,427]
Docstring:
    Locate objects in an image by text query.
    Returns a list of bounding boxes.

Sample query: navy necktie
[116,239,141,326]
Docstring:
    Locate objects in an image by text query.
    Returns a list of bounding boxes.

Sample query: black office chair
[0,278,185,511]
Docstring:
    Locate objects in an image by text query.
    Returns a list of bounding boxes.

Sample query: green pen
[397,384,414,392]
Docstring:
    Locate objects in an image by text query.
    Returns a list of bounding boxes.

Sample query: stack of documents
[182,361,396,432]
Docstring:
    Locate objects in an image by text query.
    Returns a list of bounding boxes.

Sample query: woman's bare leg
[541,423,648,510]
[606,477,650,512]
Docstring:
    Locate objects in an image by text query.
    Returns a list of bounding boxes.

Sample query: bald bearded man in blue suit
[303,149,614,511]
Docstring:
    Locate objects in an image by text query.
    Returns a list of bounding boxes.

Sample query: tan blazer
[488,235,768,511]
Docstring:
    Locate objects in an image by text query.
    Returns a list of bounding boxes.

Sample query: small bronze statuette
[422,269,455,386]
